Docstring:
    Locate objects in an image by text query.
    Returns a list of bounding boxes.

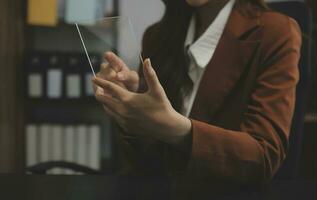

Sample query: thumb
[143,58,163,95]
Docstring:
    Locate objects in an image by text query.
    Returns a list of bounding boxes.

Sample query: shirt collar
[184,0,235,68]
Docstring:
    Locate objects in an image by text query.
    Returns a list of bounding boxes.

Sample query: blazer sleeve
[170,17,302,183]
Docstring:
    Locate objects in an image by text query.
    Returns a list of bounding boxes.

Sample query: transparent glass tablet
[75,16,143,77]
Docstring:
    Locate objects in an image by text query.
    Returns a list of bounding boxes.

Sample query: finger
[116,70,139,90]
[101,54,138,91]
[94,65,108,92]
[93,77,131,101]
[92,80,108,95]
[98,62,117,80]
[93,79,107,95]
[104,52,128,72]
[95,90,127,131]
[92,80,98,93]
[96,62,126,89]
[95,90,121,111]
[93,84,103,95]
[143,58,162,93]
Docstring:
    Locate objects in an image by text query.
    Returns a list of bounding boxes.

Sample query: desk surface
[0,174,316,200]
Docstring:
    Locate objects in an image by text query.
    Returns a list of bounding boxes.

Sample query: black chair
[268,1,313,179]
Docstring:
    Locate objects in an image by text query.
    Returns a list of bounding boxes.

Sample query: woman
[92,0,301,183]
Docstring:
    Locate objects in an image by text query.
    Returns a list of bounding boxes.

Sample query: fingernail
[147,58,152,67]
[105,51,112,57]
[144,59,152,71]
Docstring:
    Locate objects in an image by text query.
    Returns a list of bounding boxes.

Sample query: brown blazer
[116,4,302,183]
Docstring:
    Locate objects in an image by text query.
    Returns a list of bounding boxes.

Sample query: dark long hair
[141,0,268,112]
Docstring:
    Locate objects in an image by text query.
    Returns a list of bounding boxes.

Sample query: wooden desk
[0,174,170,200]
[0,174,316,200]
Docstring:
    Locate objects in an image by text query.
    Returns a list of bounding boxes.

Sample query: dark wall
[0,0,25,173]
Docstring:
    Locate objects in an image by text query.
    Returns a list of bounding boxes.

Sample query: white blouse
[182,0,236,117]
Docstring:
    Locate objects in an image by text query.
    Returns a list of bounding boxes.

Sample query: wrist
[161,111,192,145]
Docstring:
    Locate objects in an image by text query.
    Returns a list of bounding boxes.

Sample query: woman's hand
[93,59,192,145]
[94,52,140,93]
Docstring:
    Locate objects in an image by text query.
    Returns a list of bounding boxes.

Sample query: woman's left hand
[92,59,192,145]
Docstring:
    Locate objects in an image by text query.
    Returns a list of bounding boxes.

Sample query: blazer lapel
[189,6,262,122]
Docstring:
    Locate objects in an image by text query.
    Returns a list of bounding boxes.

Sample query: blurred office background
[0,0,316,180]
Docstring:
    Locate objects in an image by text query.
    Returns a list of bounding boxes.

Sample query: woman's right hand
[94,52,140,93]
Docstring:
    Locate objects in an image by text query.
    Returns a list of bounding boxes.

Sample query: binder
[47,69,63,99]
[77,125,88,166]
[47,56,63,99]
[64,125,76,174]
[26,125,38,167]
[65,56,82,98]
[51,125,63,174]
[88,125,101,169]
[27,0,58,26]
[28,74,43,98]
[26,54,45,99]
[65,0,99,25]
[39,124,51,163]
[66,74,81,98]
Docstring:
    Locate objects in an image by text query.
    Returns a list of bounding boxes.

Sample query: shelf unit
[23,0,120,174]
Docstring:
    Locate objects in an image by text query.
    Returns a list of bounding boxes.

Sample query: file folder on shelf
[26,125,38,167]
[28,74,43,98]
[66,74,81,98]
[65,0,102,25]
[51,125,63,174]
[77,125,88,166]
[88,125,101,169]
[26,54,45,99]
[47,69,63,99]
[47,55,64,99]
[39,124,51,163]
[27,0,58,26]
[64,125,76,174]
[85,73,95,97]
